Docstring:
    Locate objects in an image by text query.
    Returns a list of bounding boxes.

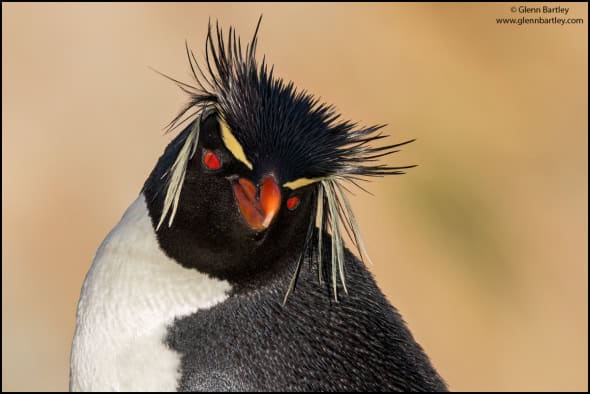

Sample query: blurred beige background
[2,3,588,391]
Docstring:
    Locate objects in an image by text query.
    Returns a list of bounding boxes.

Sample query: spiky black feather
[166,17,415,184]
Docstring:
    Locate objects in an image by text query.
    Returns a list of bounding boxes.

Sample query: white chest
[70,194,231,392]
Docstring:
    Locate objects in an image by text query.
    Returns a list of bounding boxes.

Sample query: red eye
[286,196,300,211]
[203,150,221,170]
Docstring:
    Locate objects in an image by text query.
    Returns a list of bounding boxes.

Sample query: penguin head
[142,19,415,296]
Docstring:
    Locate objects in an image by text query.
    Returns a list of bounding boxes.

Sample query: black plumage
[167,241,447,392]
[141,18,447,392]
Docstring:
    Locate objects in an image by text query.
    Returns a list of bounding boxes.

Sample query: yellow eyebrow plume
[283,177,323,190]
[219,117,253,170]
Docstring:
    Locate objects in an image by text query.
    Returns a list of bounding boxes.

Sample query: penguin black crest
[154,17,416,301]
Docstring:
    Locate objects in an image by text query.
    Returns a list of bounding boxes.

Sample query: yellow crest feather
[283,177,323,190]
[219,116,253,170]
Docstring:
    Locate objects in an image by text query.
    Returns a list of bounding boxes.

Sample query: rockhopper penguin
[70,19,448,392]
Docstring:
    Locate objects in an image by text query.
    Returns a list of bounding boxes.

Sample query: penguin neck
[146,202,307,296]
[227,248,303,296]
[142,178,308,294]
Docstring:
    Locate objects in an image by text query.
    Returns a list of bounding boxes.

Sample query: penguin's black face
[144,111,316,287]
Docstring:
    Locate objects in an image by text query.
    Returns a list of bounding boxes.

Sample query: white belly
[70,194,231,391]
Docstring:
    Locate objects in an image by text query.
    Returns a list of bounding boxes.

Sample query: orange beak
[232,176,281,231]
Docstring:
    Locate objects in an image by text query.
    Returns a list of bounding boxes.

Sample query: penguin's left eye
[286,196,300,211]
[203,150,222,170]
